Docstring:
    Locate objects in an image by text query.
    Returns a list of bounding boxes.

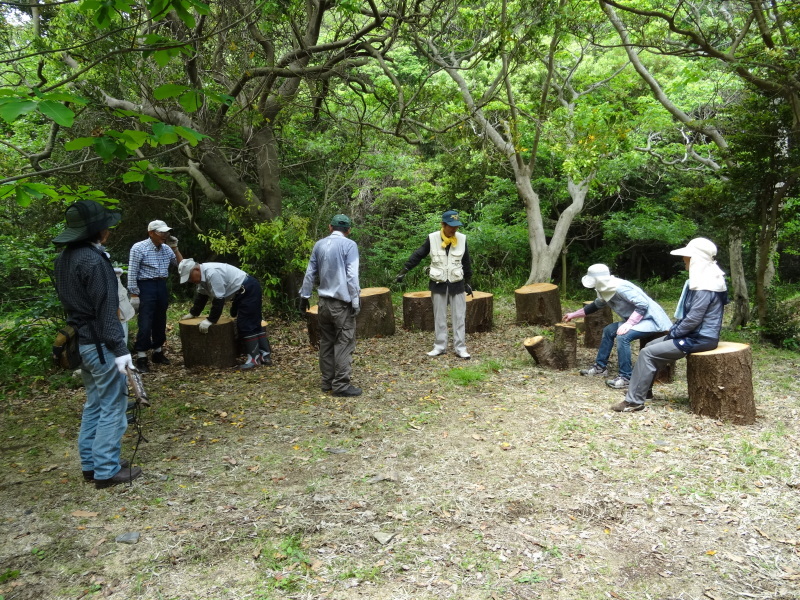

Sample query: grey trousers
[431,289,467,354]
[625,335,686,405]
[318,297,357,393]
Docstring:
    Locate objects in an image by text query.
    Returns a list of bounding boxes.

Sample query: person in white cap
[612,238,728,413]
[178,259,273,369]
[127,219,183,372]
[563,264,671,389]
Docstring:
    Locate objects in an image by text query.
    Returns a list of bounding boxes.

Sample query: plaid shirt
[53,243,128,356]
[127,238,177,295]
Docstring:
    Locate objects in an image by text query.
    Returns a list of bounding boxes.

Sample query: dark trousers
[233,275,263,338]
[318,297,356,393]
[134,279,168,353]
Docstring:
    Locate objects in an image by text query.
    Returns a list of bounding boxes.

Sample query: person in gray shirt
[612,238,728,413]
[299,215,362,397]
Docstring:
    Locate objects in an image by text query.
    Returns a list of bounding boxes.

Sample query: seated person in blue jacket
[179,259,273,370]
[612,238,728,413]
[563,264,672,389]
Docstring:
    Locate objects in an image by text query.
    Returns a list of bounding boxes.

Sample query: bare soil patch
[2,299,799,600]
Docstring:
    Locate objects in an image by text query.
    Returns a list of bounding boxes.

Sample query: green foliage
[603,199,697,247]
[759,288,800,350]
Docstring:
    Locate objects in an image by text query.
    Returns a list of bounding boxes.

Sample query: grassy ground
[1,296,799,600]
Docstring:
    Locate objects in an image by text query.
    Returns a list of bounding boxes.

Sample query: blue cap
[441,210,463,227]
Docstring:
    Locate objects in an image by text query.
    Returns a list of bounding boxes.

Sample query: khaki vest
[427,230,466,283]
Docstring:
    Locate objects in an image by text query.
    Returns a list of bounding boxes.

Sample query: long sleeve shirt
[584,280,672,333]
[299,231,360,308]
[54,243,127,356]
[127,238,177,295]
[403,235,473,295]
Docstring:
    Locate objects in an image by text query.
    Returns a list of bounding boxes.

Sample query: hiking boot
[135,356,150,373]
[151,352,170,365]
[606,376,630,389]
[94,466,142,488]
[580,364,608,376]
[610,400,644,413]
[83,459,129,482]
[333,385,362,397]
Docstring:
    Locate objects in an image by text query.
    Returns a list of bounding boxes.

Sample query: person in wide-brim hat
[52,200,121,245]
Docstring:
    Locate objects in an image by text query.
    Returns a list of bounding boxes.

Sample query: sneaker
[455,351,471,360]
[606,376,630,389]
[333,385,362,397]
[580,364,608,376]
[135,356,150,373]
[95,466,142,489]
[427,349,445,357]
[151,352,170,365]
[610,400,644,413]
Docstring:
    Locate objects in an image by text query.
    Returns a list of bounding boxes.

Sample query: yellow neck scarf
[440,228,457,248]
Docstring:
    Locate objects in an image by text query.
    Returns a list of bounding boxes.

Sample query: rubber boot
[240,338,261,370]
[258,335,273,366]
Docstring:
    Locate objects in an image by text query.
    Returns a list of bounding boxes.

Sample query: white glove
[130,296,140,312]
[167,235,179,248]
[352,302,361,316]
[113,267,124,277]
[182,313,196,320]
[199,319,213,333]
[114,354,134,374]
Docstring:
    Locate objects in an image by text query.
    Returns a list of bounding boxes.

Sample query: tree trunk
[728,228,750,329]
[523,324,577,370]
[252,125,282,219]
[307,288,395,347]
[306,305,321,348]
[465,291,494,333]
[687,342,755,425]
[582,301,613,349]
[180,316,238,368]
[515,282,562,325]
[402,291,435,331]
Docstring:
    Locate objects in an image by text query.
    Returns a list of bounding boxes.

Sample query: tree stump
[687,342,755,425]
[466,291,494,333]
[402,291,435,331]
[638,331,675,383]
[180,316,238,368]
[515,283,561,326]
[523,323,577,370]
[307,287,395,348]
[583,301,613,348]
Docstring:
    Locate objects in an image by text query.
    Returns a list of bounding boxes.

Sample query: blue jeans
[134,279,168,352]
[595,322,650,379]
[78,344,128,479]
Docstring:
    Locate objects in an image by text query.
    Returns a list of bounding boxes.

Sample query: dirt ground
[2,298,799,600]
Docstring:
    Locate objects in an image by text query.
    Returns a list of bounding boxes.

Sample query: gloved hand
[167,235,179,248]
[130,296,140,312]
[182,313,196,320]
[352,301,361,316]
[563,308,586,323]
[465,283,474,297]
[617,312,644,336]
[230,303,238,318]
[114,353,134,375]
[394,268,408,284]
[113,267,124,277]
[199,319,213,333]
[298,296,310,313]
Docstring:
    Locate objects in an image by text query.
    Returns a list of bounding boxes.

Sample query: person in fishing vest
[179,260,273,370]
[395,210,473,359]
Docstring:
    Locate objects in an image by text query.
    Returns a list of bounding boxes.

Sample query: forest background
[1,0,800,384]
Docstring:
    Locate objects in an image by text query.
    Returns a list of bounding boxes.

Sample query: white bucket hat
[670,238,717,261]
[178,258,197,284]
[581,264,611,289]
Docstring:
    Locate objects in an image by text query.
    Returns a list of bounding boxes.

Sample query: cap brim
[581,275,596,288]
[52,211,121,244]
[670,247,694,257]
[180,272,191,284]
[444,220,463,227]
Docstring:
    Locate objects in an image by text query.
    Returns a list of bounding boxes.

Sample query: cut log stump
[638,331,674,383]
[515,283,561,326]
[180,316,238,368]
[466,291,494,333]
[401,290,494,333]
[583,301,613,348]
[307,287,395,348]
[687,342,755,425]
[523,323,577,370]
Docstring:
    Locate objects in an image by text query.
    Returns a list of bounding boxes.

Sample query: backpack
[53,324,81,370]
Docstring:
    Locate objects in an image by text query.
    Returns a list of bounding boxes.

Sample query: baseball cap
[178,258,197,284]
[441,210,463,227]
[148,219,172,233]
[330,214,352,228]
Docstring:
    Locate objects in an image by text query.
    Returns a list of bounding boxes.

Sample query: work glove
[352,301,361,316]
[182,313,196,321]
[465,283,474,297]
[617,312,644,336]
[114,353,134,375]
[394,268,408,284]
[130,296,140,312]
[298,296,310,313]
[230,303,238,318]
[167,235,179,248]
[113,267,124,277]
[199,319,213,333]
[562,308,586,323]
